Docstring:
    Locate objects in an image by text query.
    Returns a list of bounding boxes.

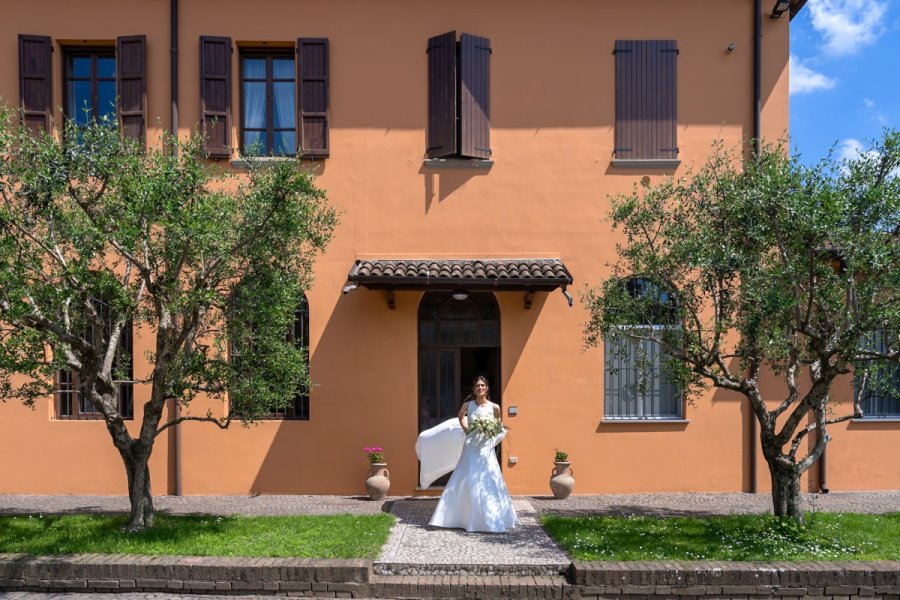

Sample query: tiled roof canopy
[347,259,573,291]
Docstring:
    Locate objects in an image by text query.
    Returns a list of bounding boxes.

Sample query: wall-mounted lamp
[451,289,469,301]
[770,0,791,18]
[507,406,518,416]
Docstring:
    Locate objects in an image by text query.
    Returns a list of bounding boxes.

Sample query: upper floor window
[65,50,116,128]
[200,37,329,159]
[426,31,491,160]
[604,278,681,420]
[613,40,678,165]
[241,52,296,156]
[856,330,900,418]
[17,35,147,141]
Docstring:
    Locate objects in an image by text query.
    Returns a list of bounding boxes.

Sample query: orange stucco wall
[2,0,895,497]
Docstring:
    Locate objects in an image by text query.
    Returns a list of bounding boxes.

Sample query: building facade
[2,0,898,497]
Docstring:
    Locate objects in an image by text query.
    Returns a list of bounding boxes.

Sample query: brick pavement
[0,491,897,518]
[528,490,900,516]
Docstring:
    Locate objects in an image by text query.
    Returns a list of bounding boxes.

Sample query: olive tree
[0,108,337,530]
[584,133,900,523]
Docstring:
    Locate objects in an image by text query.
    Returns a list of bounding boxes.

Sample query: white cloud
[837,138,900,177]
[862,98,890,126]
[837,138,869,163]
[808,0,887,56]
[789,55,836,95]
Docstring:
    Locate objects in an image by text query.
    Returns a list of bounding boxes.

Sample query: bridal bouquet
[468,414,508,438]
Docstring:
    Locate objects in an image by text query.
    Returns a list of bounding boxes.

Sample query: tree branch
[156,412,231,436]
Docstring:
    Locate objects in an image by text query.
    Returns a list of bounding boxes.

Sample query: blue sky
[789,0,898,165]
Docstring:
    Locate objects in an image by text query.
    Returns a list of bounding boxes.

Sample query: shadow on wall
[420,165,491,212]
[247,288,376,494]
[248,287,552,494]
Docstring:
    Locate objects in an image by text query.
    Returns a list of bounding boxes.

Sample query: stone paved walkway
[0,491,897,518]
[528,490,900,517]
[374,498,568,576]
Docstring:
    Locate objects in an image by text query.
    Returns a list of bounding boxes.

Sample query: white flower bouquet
[468,414,508,439]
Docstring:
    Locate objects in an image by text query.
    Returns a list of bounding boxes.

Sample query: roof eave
[789,0,808,20]
[348,276,573,292]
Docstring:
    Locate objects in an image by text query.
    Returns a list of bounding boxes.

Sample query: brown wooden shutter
[614,40,678,160]
[297,38,329,158]
[18,35,53,134]
[116,35,146,144]
[200,36,232,158]
[426,31,457,159]
[459,33,491,160]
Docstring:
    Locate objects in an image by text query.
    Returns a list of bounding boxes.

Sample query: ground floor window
[857,330,900,418]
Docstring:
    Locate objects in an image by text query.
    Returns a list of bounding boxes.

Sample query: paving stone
[373,498,569,576]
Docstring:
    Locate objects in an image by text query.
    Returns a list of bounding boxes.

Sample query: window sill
[231,156,326,171]
[850,417,900,423]
[601,418,689,424]
[611,159,681,169]
[423,158,493,170]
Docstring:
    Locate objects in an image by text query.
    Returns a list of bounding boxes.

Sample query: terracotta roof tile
[348,259,572,289]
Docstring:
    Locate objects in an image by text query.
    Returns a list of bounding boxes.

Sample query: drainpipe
[171,0,179,155]
[170,0,182,496]
[749,0,762,493]
[749,404,757,493]
[752,0,762,158]
[819,446,829,493]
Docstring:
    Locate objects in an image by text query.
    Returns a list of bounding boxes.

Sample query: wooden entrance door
[418,292,500,487]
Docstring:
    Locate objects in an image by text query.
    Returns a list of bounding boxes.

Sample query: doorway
[418,292,501,487]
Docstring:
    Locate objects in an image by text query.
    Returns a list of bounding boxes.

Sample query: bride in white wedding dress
[429,376,519,533]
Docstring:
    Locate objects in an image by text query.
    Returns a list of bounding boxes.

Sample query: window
[229,295,310,420]
[274,296,310,420]
[64,49,117,129]
[56,298,134,420]
[241,52,296,156]
[604,278,681,420]
[17,35,146,140]
[426,31,491,160]
[856,330,900,418]
[200,37,329,158]
[613,40,678,163]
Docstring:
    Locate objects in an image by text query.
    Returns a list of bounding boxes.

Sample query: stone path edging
[3,554,900,599]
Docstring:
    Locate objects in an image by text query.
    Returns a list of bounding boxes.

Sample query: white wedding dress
[429,400,519,533]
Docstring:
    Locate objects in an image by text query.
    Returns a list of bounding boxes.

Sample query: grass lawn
[542,513,900,561]
[0,513,394,558]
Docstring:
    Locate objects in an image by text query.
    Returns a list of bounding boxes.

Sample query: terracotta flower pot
[365,463,390,501]
[549,461,575,499]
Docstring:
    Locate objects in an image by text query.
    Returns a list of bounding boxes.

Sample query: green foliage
[0,513,394,558]
[554,449,569,462]
[0,102,338,425]
[584,134,900,473]
[542,513,900,561]
[585,134,900,398]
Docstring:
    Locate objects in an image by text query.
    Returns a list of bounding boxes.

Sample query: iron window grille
[56,298,134,420]
[855,330,900,418]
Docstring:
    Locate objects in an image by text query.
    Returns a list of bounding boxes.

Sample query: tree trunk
[770,463,804,524]
[122,444,154,531]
